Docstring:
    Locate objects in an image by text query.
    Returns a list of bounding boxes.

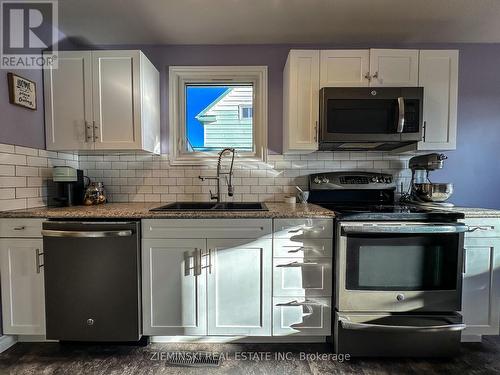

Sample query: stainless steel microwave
[319,87,424,151]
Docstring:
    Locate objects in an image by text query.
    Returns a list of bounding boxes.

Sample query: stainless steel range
[308,171,466,357]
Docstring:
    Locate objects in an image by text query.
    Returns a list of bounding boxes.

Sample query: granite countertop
[0,202,336,219]
[435,206,500,219]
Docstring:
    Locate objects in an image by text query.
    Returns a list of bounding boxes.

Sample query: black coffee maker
[52,167,84,206]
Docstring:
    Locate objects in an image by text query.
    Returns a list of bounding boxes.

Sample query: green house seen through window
[185,84,254,152]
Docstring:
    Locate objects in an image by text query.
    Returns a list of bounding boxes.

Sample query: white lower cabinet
[273,297,331,336]
[207,238,272,336]
[461,235,500,341]
[0,239,45,335]
[273,257,332,297]
[142,219,273,336]
[142,239,207,335]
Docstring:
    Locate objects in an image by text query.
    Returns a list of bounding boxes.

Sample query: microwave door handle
[341,223,468,234]
[397,97,405,133]
[338,318,466,333]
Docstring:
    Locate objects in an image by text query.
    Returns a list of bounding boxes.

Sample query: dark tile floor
[1,336,499,375]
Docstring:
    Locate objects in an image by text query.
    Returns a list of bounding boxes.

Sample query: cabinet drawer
[273,297,331,336]
[273,238,332,258]
[0,219,44,238]
[273,219,333,239]
[273,257,332,297]
[463,218,500,238]
[142,219,272,239]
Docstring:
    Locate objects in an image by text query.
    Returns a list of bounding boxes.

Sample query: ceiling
[58,0,500,45]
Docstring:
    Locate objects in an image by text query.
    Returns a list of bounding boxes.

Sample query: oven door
[335,221,465,312]
[319,87,423,143]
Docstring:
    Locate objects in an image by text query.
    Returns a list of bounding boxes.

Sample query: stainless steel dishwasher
[42,221,141,342]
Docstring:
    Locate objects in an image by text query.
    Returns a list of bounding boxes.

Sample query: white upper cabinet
[283,48,458,154]
[283,50,320,153]
[417,50,459,150]
[320,50,370,87]
[92,51,141,150]
[369,49,419,87]
[44,51,93,151]
[44,50,160,153]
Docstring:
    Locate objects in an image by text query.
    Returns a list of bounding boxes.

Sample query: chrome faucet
[198,148,236,202]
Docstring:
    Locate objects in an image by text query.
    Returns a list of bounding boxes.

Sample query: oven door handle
[397,96,405,133]
[338,317,466,333]
[341,223,467,234]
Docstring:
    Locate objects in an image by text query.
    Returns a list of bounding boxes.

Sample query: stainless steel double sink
[150,202,268,211]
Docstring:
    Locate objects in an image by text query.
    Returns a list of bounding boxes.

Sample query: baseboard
[0,335,17,353]
[461,334,483,343]
[17,335,57,343]
[149,336,327,343]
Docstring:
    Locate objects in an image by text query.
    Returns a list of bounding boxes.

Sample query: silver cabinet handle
[84,121,93,142]
[183,251,191,276]
[364,72,371,81]
[339,317,465,333]
[276,260,319,268]
[93,121,99,141]
[422,120,427,141]
[276,299,326,307]
[13,226,26,231]
[467,225,494,232]
[397,97,405,133]
[288,226,325,234]
[372,71,379,80]
[194,248,202,276]
[314,121,318,142]
[463,248,467,274]
[287,246,315,253]
[35,248,44,274]
[41,230,132,238]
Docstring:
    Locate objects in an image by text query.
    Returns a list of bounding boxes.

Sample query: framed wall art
[7,73,37,110]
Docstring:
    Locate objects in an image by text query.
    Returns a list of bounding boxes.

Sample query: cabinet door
[92,51,142,150]
[0,239,45,335]
[320,50,370,87]
[461,238,500,339]
[207,238,272,335]
[418,50,458,150]
[283,50,320,153]
[142,239,207,335]
[369,49,419,87]
[44,51,93,151]
[273,257,332,297]
[273,297,331,336]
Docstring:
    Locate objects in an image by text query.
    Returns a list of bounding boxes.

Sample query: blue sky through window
[185,86,227,149]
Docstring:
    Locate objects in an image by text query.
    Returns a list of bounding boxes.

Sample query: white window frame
[169,66,268,165]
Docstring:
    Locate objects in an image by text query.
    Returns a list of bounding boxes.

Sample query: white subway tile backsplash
[0,153,26,165]
[0,144,80,210]
[0,143,414,207]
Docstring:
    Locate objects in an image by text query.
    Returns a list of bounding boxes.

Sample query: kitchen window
[169,66,268,164]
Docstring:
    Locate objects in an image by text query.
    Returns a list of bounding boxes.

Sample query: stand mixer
[401,153,454,207]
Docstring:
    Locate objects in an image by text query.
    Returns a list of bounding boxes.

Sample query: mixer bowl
[413,183,454,202]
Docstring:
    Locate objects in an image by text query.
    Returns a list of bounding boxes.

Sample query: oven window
[346,234,459,290]
[327,99,397,134]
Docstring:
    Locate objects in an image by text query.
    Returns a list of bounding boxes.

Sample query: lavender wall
[0,68,45,149]
[1,43,499,208]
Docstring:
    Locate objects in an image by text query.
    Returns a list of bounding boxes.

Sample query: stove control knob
[371,177,377,183]
[321,177,329,184]
[385,178,392,184]
[314,177,321,184]
[396,294,405,302]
